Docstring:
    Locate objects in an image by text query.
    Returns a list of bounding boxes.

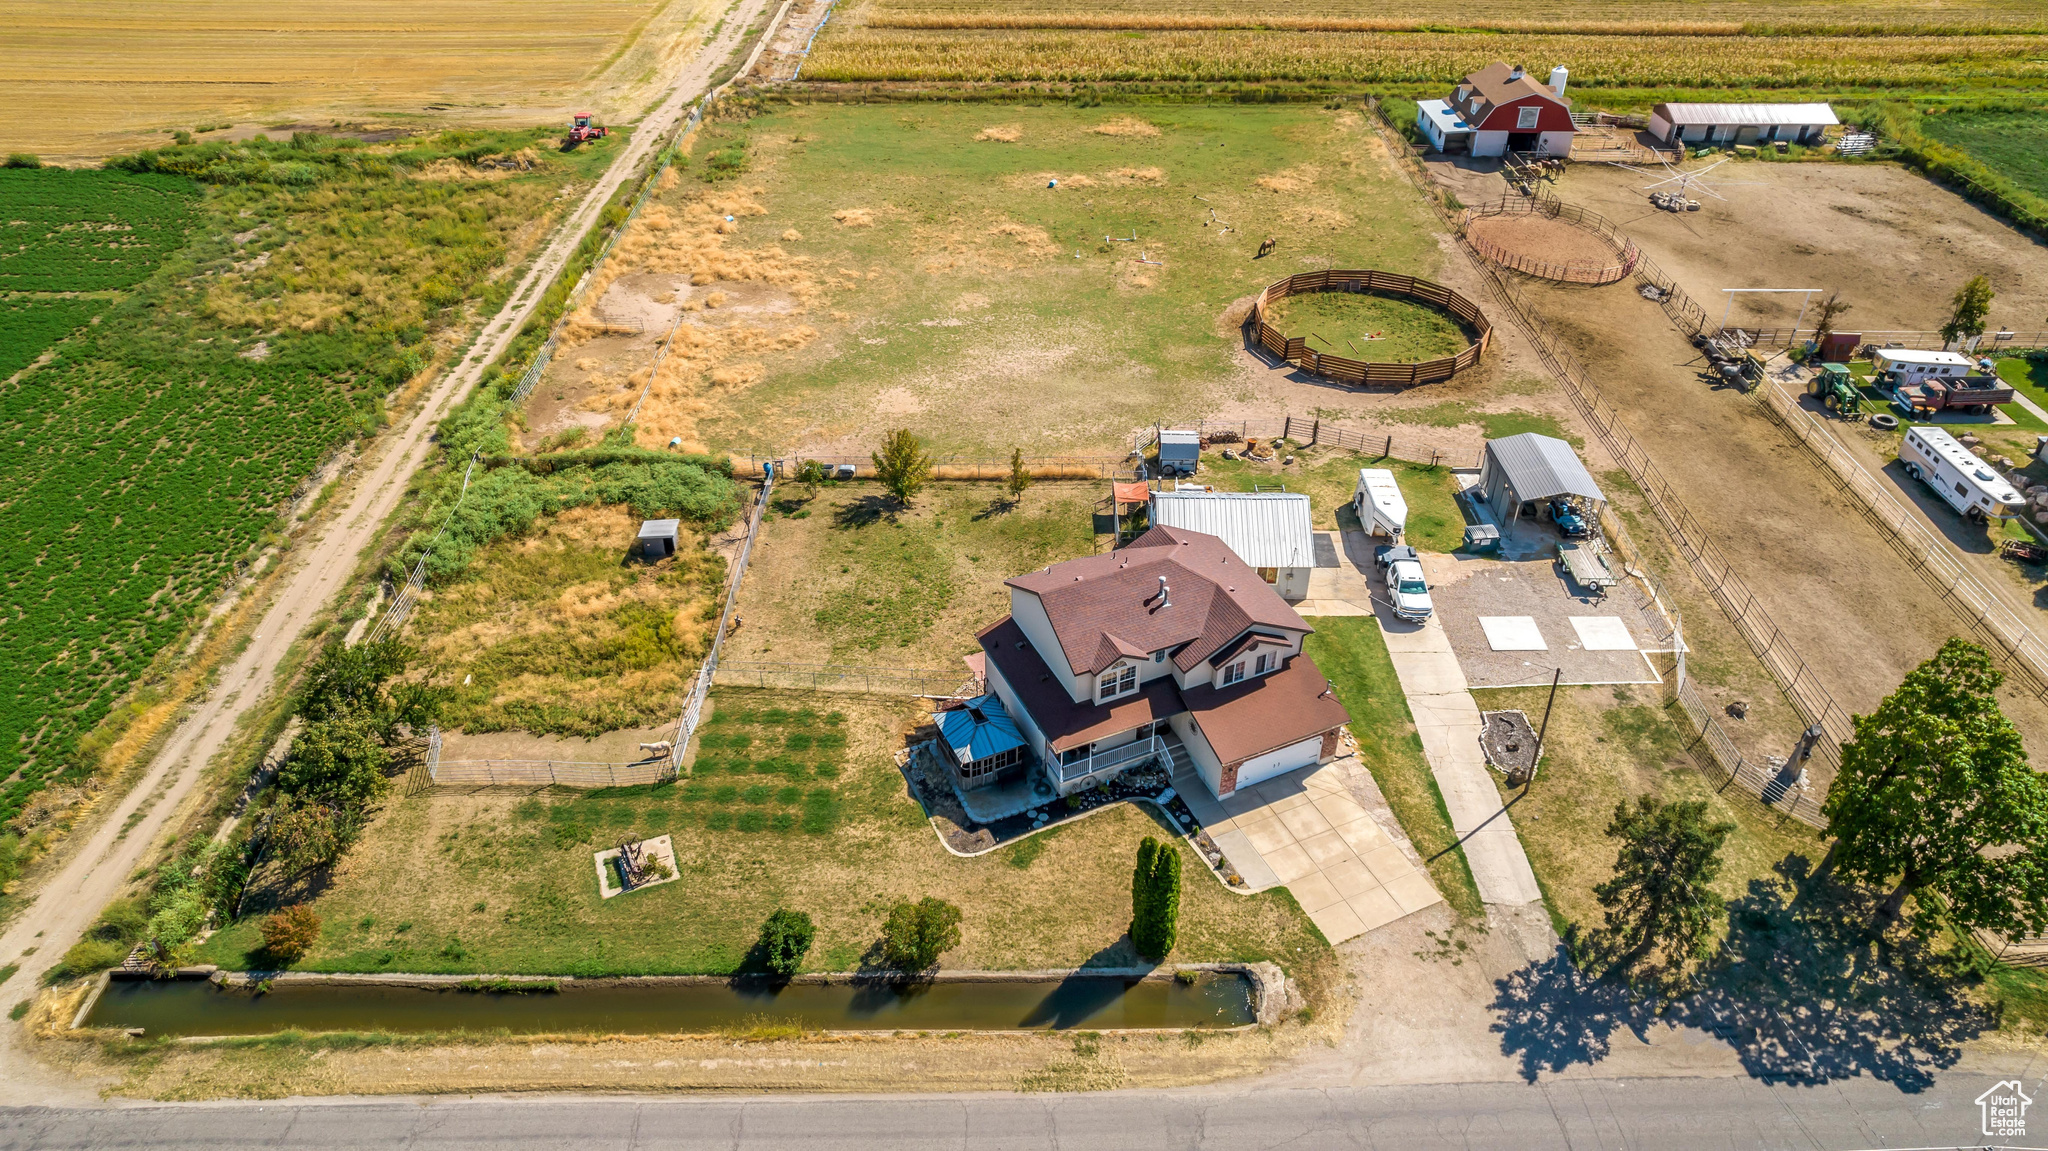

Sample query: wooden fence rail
[1248,269,1490,388]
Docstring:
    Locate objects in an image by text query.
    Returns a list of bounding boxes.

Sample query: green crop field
[0,170,199,291]
[0,131,611,827]
[1921,107,2048,200]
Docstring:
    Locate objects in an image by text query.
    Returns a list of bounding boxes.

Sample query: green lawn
[692,101,1445,456]
[193,689,1334,988]
[1200,449,1468,553]
[1264,290,1474,364]
[1304,617,1483,918]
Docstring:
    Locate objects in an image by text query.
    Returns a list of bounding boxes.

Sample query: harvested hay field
[0,0,719,161]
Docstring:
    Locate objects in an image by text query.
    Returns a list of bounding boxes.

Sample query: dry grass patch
[1091,115,1161,137]
[1255,165,1319,194]
[976,124,1024,142]
[833,207,877,227]
[409,505,724,737]
[1106,166,1165,184]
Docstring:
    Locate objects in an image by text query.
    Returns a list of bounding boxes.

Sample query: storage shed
[1156,430,1201,477]
[1648,102,1837,147]
[937,694,1030,790]
[1476,433,1606,529]
[1147,489,1316,600]
[637,519,680,559]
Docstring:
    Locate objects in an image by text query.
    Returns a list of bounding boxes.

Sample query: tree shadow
[1490,944,1655,1083]
[1488,854,1998,1089]
[1020,941,1155,1030]
[1680,856,1995,1091]
[832,494,893,529]
[974,496,1018,522]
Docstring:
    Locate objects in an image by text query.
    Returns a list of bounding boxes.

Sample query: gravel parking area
[1422,553,1675,688]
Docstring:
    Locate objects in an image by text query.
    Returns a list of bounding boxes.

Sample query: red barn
[1416,62,1576,159]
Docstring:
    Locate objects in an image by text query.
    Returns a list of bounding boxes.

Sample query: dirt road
[0,0,773,1101]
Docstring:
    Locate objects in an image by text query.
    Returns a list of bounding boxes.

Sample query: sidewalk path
[1302,530,1544,909]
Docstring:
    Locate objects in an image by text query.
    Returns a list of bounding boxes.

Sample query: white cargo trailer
[1353,468,1407,540]
[1899,425,2026,523]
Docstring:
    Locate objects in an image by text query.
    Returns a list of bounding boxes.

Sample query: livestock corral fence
[731,453,1130,481]
[1135,415,1480,471]
[1248,270,1490,387]
[1366,96,1840,827]
[1717,327,2048,353]
[1460,196,1642,286]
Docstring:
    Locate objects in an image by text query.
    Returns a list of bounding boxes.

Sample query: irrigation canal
[83,971,1256,1037]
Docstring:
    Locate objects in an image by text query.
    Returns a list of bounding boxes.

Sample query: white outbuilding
[1648,102,1838,147]
[1146,489,1315,601]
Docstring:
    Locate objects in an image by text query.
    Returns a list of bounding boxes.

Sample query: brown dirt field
[1517,277,2048,753]
[1465,212,1623,271]
[1553,160,2048,335]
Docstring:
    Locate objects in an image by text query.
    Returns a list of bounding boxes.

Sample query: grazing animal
[1257,236,1279,258]
[639,740,675,757]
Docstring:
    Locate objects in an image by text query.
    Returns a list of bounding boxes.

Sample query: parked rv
[1899,425,2026,523]
[1353,468,1407,540]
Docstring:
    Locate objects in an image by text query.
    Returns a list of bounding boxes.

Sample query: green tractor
[1810,362,1863,418]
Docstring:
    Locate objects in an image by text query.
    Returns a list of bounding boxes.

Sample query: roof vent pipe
[1157,575,1171,608]
[1549,65,1568,96]
[1508,65,1524,81]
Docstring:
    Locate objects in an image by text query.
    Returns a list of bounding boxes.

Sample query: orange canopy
[1112,481,1151,505]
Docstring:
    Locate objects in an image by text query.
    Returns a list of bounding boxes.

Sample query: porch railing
[1057,735,1167,786]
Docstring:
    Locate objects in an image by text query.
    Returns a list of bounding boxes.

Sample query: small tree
[871,429,933,506]
[1810,291,1853,351]
[1130,836,1182,962]
[260,905,323,963]
[757,908,815,977]
[880,896,961,971]
[1585,798,1732,979]
[1941,275,1995,348]
[1822,639,2048,933]
[1005,448,1033,504]
[3,153,41,170]
[270,801,366,874]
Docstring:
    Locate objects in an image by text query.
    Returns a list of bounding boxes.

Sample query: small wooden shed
[637,519,680,560]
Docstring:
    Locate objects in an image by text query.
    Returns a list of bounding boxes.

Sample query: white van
[1353,468,1407,540]
[1899,426,2026,523]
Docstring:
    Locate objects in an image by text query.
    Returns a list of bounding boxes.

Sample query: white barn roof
[1484,433,1606,504]
[1655,102,1839,127]
[1146,490,1315,570]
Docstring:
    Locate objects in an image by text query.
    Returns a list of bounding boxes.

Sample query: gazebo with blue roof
[936,694,1030,791]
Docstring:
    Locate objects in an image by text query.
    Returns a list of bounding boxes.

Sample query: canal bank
[72,963,1291,1040]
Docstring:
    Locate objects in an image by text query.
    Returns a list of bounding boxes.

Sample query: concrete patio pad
[1171,756,1442,945]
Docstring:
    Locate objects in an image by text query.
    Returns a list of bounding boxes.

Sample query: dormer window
[1517,106,1541,129]
[1255,652,1274,675]
[1221,661,1246,686]
[1098,664,1137,701]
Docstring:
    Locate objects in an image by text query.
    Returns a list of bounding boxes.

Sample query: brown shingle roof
[1006,526,1309,677]
[1181,651,1351,765]
[1453,60,1563,122]
[979,617,1185,753]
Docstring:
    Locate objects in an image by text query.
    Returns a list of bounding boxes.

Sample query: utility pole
[1518,667,1562,789]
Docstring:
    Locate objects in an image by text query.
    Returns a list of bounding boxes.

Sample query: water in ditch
[84,972,1256,1037]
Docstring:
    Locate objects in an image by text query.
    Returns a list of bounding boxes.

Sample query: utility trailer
[1352,468,1407,540]
[1900,425,2027,524]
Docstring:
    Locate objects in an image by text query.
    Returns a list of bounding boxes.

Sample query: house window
[1098,665,1137,701]
[1517,106,1540,130]
[1257,566,1278,584]
[1254,652,1273,675]
[961,745,1023,780]
[1222,661,1246,686]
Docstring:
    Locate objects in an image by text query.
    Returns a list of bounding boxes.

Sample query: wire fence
[1716,327,2048,353]
[1134,415,1483,470]
[366,453,479,644]
[733,452,1132,480]
[713,661,973,696]
[1366,97,1843,826]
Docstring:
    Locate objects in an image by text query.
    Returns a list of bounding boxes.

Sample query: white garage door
[1233,734,1325,792]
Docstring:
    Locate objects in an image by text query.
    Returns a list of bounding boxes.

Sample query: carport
[1475,433,1607,531]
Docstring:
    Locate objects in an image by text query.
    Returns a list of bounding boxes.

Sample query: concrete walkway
[1301,529,1545,910]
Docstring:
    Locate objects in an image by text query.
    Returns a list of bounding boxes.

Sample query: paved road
[0,0,772,1101]
[0,1071,2029,1149]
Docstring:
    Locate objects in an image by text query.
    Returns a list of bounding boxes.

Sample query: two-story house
[973,526,1350,802]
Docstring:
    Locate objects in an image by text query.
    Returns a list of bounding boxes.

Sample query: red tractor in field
[561,113,609,150]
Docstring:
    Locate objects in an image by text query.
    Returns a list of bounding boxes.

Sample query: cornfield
[853,0,2047,35]
[805,29,2048,89]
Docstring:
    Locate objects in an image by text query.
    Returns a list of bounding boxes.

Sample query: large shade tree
[1586,797,1733,980]
[1822,639,2048,934]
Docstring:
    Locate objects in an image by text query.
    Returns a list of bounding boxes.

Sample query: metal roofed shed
[936,693,1030,790]
[1146,489,1316,601]
[637,518,680,560]
[1648,102,1837,147]
[1477,433,1607,530]
[1156,429,1201,477]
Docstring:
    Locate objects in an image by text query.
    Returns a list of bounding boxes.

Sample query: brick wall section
[1319,728,1341,762]
[1218,759,1241,797]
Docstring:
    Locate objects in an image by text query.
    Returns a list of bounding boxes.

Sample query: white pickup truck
[1376,545,1434,623]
